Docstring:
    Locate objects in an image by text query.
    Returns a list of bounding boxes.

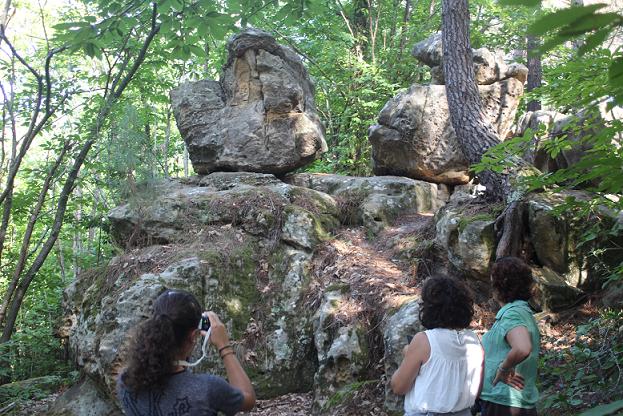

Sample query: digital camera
[200,314,211,332]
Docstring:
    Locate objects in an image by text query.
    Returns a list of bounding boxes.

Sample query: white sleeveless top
[404,328,483,414]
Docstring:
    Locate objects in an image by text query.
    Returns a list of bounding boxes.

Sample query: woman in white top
[391,276,484,416]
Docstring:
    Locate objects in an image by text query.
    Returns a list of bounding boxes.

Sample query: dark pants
[481,401,537,416]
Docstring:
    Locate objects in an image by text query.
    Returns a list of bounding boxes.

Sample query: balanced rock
[412,33,528,85]
[171,29,327,175]
[369,79,524,185]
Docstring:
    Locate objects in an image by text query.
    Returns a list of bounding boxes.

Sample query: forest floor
[9,216,605,416]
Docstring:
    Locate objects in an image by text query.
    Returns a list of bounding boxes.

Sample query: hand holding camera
[204,311,230,351]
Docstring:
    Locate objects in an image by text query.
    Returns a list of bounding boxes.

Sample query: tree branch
[0,2,161,343]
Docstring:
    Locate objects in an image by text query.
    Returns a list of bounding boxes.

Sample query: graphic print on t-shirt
[170,397,191,415]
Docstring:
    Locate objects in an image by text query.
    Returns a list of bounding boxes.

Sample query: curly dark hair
[122,289,202,392]
[419,275,474,330]
[490,256,534,304]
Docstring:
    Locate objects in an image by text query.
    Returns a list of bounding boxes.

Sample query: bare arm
[390,332,430,395]
[493,325,532,390]
[476,343,485,398]
[207,312,256,411]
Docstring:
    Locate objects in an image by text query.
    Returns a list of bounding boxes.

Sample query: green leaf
[188,44,206,57]
[83,42,97,58]
[537,34,572,54]
[578,399,623,416]
[528,4,609,36]
[609,57,623,84]
[578,27,612,55]
[560,13,621,36]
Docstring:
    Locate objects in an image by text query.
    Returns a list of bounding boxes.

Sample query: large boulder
[286,173,448,232]
[57,173,343,414]
[369,79,524,184]
[382,298,423,414]
[434,196,497,280]
[56,170,451,414]
[411,33,528,85]
[171,29,327,175]
[312,288,370,414]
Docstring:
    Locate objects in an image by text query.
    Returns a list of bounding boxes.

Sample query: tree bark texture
[441,0,510,200]
[526,35,542,112]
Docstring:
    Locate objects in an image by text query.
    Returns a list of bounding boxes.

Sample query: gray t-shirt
[117,370,244,416]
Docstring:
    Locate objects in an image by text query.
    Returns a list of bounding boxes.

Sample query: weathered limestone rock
[170,29,327,174]
[370,33,527,184]
[108,172,339,247]
[47,377,122,416]
[525,192,623,293]
[435,198,496,280]
[526,196,577,280]
[517,103,622,175]
[412,33,528,85]
[532,267,585,312]
[382,298,423,413]
[56,173,347,413]
[286,173,448,232]
[430,192,612,311]
[368,79,524,185]
[312,289,369,414]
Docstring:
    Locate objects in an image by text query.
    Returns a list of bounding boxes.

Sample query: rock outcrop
[431,189,623,311]
[516,102,623,175]
[368,33,526,185]
[171,29,327,175]
[57,172,443,415]
[312,288,370,413]
[382,299,422,412]
[286,173,448,233]
[369,79,524,185]
[64,173,340,405]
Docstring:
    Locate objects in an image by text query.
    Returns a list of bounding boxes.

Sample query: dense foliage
[539,310,623,415]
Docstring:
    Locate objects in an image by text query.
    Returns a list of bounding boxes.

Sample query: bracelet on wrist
[220,350,235,359]
[218,344,233,354]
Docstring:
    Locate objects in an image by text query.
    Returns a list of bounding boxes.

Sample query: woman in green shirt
[480,257,540,416]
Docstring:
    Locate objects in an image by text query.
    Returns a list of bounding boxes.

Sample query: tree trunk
[163,107,171,178]
[441,0,510,200]
[397,0,412,60]
[526,35,542,112]
[0,3,161,343]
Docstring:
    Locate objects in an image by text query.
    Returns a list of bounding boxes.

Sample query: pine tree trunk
[441,0,510,200]
[526,35,542,112]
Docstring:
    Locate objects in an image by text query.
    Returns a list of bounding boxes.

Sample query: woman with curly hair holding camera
[480,257,540,416]
[391,275,484,415]
[117,289,255,416]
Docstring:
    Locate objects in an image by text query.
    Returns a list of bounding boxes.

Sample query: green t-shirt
[480,300,540,409]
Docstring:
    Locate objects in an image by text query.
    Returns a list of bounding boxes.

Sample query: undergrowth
[539,309,623,415]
